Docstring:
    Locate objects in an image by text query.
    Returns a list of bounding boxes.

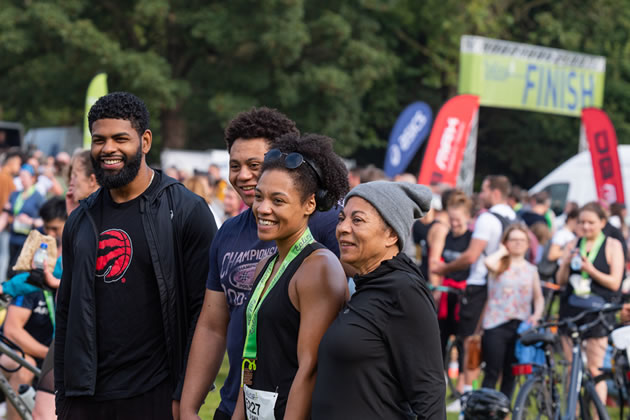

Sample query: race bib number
[243,385,278,420]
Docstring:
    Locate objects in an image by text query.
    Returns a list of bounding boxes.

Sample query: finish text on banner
[384,102,433,179]
[582,108,625,204]
[459,36,605,117]
[418,95,480,187]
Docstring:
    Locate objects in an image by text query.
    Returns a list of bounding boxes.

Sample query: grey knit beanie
[344,181,432,249]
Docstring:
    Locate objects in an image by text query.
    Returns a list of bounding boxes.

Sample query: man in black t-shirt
[55,92,217,420]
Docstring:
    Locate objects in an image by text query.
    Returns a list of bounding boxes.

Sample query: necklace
[146,169,155,191]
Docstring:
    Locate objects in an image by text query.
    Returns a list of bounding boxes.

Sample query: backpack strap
[489,211,510,232]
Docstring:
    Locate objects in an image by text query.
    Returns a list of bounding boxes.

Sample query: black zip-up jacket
[312,253,446,419]
[54,171,217,403]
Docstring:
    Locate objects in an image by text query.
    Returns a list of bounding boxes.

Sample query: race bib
[244,385,278,420]
[570,273,591,296]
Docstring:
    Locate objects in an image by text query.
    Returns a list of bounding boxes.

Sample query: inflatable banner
[83,73,108,149]
[383,102,433,178]
[582,108,625,204]
[418,95,480,186]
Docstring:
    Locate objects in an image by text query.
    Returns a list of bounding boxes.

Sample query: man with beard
[54,92,217,420]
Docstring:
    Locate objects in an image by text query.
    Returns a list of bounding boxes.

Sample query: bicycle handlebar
[542,302,623,331]
[427,284,464,295]
[541,281,563,292]
[0,332,39,376]
[577,307,620,336]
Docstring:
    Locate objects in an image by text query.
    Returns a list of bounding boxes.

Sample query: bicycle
[512,297,621,420]
[541,280,564,321]
[589,325,630,420]
[0,332,42,420]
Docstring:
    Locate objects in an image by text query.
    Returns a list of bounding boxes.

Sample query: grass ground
[196,356,463,419]
[198,356,230,419]
[197,355,623,419]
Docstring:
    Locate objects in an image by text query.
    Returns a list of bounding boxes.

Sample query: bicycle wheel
[592,370,626,419]
[512,375,555,420]
[580,379,610,420]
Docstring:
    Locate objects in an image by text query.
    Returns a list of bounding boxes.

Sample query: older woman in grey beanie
[311,181,446,420]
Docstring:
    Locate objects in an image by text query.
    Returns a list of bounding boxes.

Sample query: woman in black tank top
[556,202,624,406]
[438,192,472,389]
[233,134,348,420]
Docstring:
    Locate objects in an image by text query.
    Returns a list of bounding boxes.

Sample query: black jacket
[312,253,446,420]
[54,171,217,401]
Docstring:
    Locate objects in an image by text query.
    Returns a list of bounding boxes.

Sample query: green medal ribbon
[43,289,55,332]
[13,186,35,216]
[241,228,314,380]
[579,232,606,279]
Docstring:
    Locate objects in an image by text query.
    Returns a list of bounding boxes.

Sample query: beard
[92,144,143,190]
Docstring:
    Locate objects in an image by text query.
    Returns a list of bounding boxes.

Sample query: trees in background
[0,0,629,187]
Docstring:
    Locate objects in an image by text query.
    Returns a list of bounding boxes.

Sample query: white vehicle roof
[529,145,630,211]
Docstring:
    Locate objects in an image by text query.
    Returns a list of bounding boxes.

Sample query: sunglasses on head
[263,148,323,185]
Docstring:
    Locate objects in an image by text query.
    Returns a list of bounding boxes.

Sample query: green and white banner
[83,73,108,149]
[458,36,606,117]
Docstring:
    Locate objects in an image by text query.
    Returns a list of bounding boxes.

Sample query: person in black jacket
[312,181,446,420]
[54,92,217,420]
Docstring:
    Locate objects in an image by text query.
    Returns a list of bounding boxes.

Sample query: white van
[529,145,630,214]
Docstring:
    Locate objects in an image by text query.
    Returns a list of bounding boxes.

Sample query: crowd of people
[409,174,629,413]
[0,90,627,420]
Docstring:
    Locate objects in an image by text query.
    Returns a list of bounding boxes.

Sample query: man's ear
[142,129,152,155]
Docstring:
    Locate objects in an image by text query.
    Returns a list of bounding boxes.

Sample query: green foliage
[1,0,630,187]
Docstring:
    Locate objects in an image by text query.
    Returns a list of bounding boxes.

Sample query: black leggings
[481,319,521,399]
[37,338,54,394]
[439,292,464,369]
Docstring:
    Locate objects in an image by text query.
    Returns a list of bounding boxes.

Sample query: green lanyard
[579,232,606,279]
[13,186,35,216]
[43,290,55,331]
[242,228,314,361]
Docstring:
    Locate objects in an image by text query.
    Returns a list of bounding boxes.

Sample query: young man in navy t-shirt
[180,108,340,420]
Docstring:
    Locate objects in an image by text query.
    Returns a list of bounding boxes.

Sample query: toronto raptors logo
[96,229,133,283]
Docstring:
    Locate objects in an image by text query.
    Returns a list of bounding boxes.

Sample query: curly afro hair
[88,92,150,138]
[262,133,349,212]
[224,107,299,152]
